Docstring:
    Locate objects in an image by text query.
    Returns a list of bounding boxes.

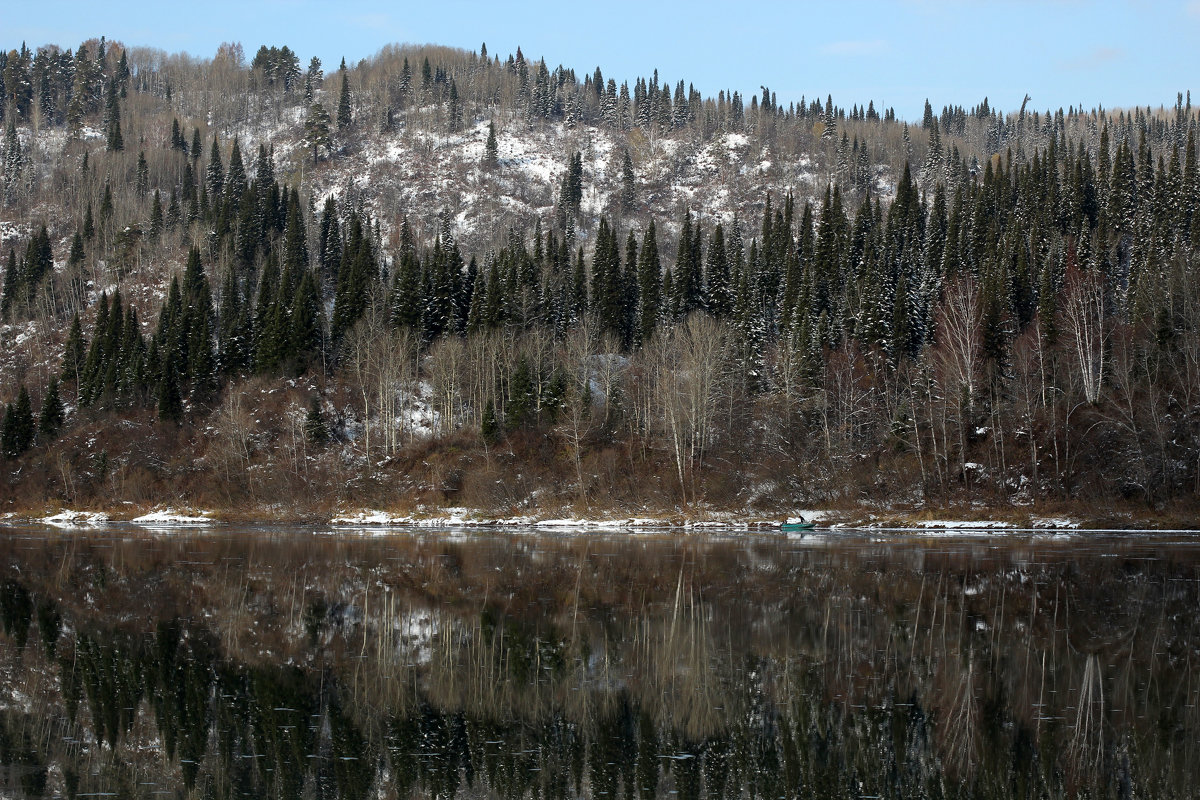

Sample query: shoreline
[3,504,1197,532]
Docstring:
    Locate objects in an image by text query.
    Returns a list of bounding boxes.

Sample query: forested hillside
[1,37,1198,519]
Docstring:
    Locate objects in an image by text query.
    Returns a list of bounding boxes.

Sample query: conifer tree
[585,219,622,342]
[507,356,534,430]
[483,121,499,170]
[157,353,183,422]
[620,150,636,212]
[331,212,377,343]
[149,191,163,238]
[305,102,333,162]
[61,312,86,389]
[480,400,500,444]
[389,217,423,329]
[337,69,352,129]
[37,378,64,440]
[135,150,148,196]
[105,97,123,151]
[1,386,34,457]
[305,396,329,445]
[0,247,16,320]
[225,137,247,203]
[206,135,224,199]
[705,223,731,317]
[289,270,324,375]
[637,221,662,345]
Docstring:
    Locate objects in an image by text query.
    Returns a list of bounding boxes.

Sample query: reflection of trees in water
[0,532,1197,798]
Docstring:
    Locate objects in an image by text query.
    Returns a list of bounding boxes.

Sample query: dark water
[1,526,1198,800]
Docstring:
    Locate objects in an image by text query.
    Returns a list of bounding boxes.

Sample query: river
[0,526,1197,799]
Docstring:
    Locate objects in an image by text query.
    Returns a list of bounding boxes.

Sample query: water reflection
[0,528,1198,799]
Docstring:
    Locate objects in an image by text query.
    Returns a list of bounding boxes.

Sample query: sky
[7,0,1199,122]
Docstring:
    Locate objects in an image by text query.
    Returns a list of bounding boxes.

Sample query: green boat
[780,520,815,532]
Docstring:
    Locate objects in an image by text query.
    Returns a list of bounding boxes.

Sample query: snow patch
[43,510,110,527]
[131,509,216,526]
[1031,517,1080,529]
[917,520,1017,530]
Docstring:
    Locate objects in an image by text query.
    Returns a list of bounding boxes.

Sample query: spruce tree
[483,121,499,170]
[305,103,333,162]
[0,247,17,320]
[157,362,183,422]
[480,400,500,444]
[61,313,86,388]
[507,356,534,430]
[289,270,323,375]
[620,150,636,212]
[37,378,64,440]
[1,386,35,457]
[206,136,224,199]
[0,404,16,459]
[705,223,731,317]
[149,190,163,238]
[225,137,247,203]
[135,150,148,196]
[305,396,329,445]
[105,98,123,151]
[389,217,422,329]
[337,70,352,129]
[637,221,662,345]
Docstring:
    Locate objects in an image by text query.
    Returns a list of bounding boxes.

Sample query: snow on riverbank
[130,509,216,526]
[42,510,110,526]
[330,508,834,531]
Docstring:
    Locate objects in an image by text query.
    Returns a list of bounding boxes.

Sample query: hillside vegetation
[1,38,1198,519]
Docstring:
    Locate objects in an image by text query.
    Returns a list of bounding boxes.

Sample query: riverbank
[4,501,1197,531]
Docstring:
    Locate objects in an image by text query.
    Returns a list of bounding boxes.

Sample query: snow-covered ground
[42,510,110,527]
[131,509,216,526]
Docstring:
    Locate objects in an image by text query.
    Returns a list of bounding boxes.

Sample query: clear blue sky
[8,1,1199,122]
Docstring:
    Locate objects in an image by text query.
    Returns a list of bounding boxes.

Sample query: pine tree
[704,223,731,317]
[337,70,352,129]
[507,356,534,430]
[389,217,422,329]
[305,396,329,445]
[1,386,35,457]
[305,103,333,162]
[157,354,183,422]
[331,212,377,343]
[289,270,323,375]
[591,218,626,343]
[225,137,247,203]
[253,256,284,373]
[149,190,163,238]
[2,118,22,204]
[135,150,148,196]
[483,121,499,170]
[61,312,86,388]
[620,150,636,212]
[0,404,16,458]
[637,221,662,345]
[37,378,64,440]
[0,247,17,319]
[480,400,500,443]
[105,96,123,151]
[206,136,224,199]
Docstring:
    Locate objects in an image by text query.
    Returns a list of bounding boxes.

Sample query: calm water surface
[1,526,1198,799]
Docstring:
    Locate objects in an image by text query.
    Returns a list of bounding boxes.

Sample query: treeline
[1,35,1199,510]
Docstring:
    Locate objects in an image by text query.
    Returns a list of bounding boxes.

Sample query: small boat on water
[780,519,815,532]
